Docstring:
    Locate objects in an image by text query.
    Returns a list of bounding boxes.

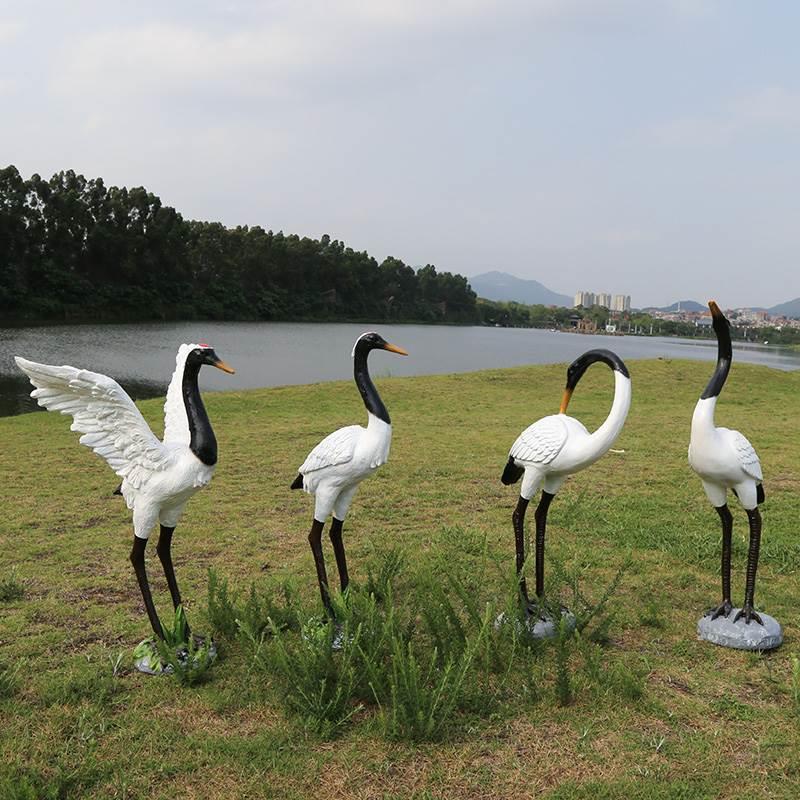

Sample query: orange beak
[383,342,409,356]
[213,359,236,374]
[559,387,573,414]
[708,300,722,318]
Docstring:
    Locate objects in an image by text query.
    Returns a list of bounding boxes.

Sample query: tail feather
[757,483,765,504]
[290,473,304,490]
[501,456,524,486]
[113,482,123,496]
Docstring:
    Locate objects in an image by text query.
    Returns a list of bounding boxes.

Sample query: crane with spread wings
[16,344,235,654]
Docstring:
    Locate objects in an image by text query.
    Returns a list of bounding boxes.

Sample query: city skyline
[574,291,631,312]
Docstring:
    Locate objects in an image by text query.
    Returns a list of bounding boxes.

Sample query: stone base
[133,636,218,675]
[697,610,783,651]
[495,608,577,640]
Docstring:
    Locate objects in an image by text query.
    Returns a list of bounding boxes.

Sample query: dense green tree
[0,166,480,325]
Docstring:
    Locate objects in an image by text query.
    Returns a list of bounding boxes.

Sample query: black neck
[182,361,217,465]
[701,318,732,400]
[354,344,390,424]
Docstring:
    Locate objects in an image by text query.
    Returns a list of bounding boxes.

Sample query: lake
[1,321,799,417]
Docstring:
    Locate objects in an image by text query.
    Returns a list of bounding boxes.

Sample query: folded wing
[299,425,361,474]
[731,429,763,482]
[509,415,568,466]
[15,357,172,490]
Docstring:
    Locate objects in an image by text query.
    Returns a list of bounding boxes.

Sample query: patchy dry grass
[1,358,800,799]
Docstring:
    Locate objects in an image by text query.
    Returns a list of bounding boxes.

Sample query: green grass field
[1,358,800,799]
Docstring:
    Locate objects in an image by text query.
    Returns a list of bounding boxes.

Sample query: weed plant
[211,536,641,741]
[153,605,216,685]
[0,567,24,602]
[0,659,21,699]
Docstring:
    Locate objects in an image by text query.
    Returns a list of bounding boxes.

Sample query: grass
[0,566,25,602]
[1,358,800,798]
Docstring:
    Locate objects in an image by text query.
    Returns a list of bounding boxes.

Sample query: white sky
[2,0,799,307]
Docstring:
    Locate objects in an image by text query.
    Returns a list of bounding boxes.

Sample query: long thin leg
[735,508,763,625]
[308,519,333,615]
[512,496,530,604]
[533,491,555,599]
[156,525,191,638]
[329,517,350,593]
[130,536,164,639]
[708,504,733,619]
[156,526,181,609]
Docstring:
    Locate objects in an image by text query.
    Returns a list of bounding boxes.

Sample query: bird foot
[706,600,733,620]
[733,604,763,626]
[524,599,562,622]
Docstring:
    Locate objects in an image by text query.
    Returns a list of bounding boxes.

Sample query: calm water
[1,321,799,417]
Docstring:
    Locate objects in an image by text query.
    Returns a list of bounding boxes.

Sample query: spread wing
[509,415,568,466]
[299,425,361,474]
[731,430,763,482]
[15,357,172,490]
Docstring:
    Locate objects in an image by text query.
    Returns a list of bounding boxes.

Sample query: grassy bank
[1,359,800,799]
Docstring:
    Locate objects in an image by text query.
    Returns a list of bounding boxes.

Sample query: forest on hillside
[0,166,480,324]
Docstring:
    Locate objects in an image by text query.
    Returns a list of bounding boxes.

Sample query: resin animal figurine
[291,332,408,614]
[16,344,235,644]
[689,301,766,626]
[501,349,631,619]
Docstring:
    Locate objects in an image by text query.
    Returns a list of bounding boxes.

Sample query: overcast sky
[2,1,798,308]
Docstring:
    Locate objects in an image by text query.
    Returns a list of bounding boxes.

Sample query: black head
[186,344,236,374]
[561,348,629,413]
[708,300,731,339]
[700,301,732,399]
[352,332,408,358]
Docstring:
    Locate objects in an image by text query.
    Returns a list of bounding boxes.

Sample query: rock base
[697,610,783,651]
[495,608,577,640]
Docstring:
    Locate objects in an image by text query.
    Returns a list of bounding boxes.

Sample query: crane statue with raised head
[501,349,631,621]
[291,331,408,615]
[16,344,235,657]
[688,301,766,626]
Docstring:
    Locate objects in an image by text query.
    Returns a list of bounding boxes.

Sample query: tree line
[0,166,479,324]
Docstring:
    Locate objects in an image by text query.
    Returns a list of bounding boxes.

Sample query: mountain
[647,300,706,312]
[768,297,800,318]
[469,271,572,307]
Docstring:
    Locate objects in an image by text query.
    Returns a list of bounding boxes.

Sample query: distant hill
[647,300,706,312]
[469,271,572,307]
[768,297,800,318]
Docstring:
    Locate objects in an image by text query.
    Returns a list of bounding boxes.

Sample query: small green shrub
[242,609,365,738]
[364,546,406,602]
[638,597,666,629]
[791,654,800,714]
[0,567,24,602]
[0,659,22,699]
[554,618,573,706]
[153,605,216,686]
[207,569,300,640]
[380,607,490,741]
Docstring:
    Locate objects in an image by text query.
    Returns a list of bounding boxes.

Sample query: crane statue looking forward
[291,332,408,616]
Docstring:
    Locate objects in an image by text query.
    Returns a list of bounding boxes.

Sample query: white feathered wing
[299,425,360,475]
[509,415,568,466]
[14,357,172,491]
